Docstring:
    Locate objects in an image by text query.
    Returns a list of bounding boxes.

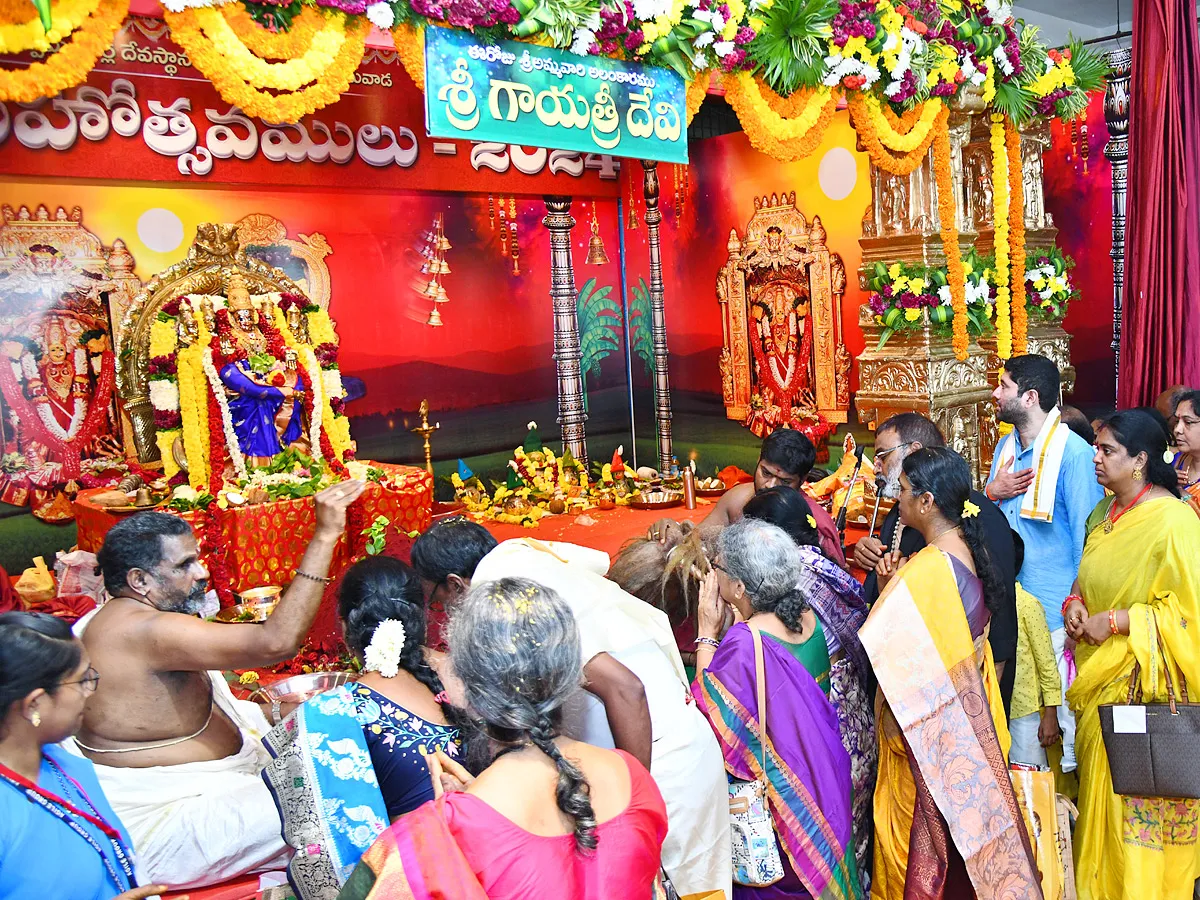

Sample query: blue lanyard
[0,762,136,891]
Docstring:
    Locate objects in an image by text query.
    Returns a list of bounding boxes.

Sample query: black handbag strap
[1126,618,1189,713]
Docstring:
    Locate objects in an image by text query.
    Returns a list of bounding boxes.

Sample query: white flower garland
[321,368,343,401]
[363,619,407,678]
[200,346,249,481]
[149,379,181,412]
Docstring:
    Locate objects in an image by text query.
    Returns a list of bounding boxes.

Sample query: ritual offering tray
[87,488,169,514]
[258,671,355,704]
[629,489,683,510]
[695,476,727,497]
[215,585,282,623]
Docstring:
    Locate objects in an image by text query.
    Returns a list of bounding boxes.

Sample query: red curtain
[1119,0,1200,406]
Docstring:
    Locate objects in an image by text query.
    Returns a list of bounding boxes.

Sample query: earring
[29,710,41,728]
[1133,466,1144,481]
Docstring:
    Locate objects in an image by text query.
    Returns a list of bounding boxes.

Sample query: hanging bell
[437,257,451,275]
[435,283,449,303]
[426,305,444,326]
[419,257,435,275]
[423,278,441,298]
[586,207,609,265]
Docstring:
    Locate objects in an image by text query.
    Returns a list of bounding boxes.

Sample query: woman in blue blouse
[262,557,476,900]
[0,612,165,900]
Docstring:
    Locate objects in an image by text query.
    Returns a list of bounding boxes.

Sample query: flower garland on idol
[933,119,968,360]
[0,0,127,102]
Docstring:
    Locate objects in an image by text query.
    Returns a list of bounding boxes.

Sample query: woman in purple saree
[743,487,876,890]
[692,519,861,900]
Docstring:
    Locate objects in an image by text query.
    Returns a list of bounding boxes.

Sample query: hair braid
[527,708,597,852]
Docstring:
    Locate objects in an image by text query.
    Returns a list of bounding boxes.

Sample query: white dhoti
[475,539,734,898]
[64,674,290,889]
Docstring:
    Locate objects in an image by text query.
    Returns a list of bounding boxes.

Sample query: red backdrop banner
[0,17,621,197]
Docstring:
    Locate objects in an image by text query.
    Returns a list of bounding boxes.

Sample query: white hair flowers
[363,619,407,677]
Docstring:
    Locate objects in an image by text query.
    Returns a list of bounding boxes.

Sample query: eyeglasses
[712,559,763,594]
[60,666,100,694]
[1179,417,1200,428]
[875,442,913,462]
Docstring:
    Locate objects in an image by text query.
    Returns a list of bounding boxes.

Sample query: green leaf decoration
[1064,37,1110,96]
[577,277,621,411]
[30,0,51,32]
[629,277,655,380]
[876,326,895,350]
[244,0,302,31]
[992,79,1035,126]
[746,0,837,97]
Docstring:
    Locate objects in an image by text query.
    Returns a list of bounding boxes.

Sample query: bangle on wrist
[984,485,998,502]
[1108,609,1120,636]
[695,636,721,650]
[1062,593,1086,618]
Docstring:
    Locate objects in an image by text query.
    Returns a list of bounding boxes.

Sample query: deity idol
[37,319,85,431]
[750,281,814,413]
[218,274,306,466]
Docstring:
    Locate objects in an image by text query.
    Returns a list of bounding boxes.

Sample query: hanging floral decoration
[864,251,994,348]
[1024,246,1077,322]
[685,70,709,124]
[932,120,968,360]
[723,74,839,161]
[989,112,1011,360]
[1005,116,1028,352]
[0,0,100,54]
[391,21,424,90]
[165,6,369,123]
[846,92,945,174]
[0,0,127,103]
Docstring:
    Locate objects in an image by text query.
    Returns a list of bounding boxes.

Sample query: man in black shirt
[852,412,1018,715]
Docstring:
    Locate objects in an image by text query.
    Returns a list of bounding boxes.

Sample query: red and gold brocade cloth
[74,463,433,647]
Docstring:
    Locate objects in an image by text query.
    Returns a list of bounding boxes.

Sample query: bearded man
[852,412,1020,713]
[71,480,364,889]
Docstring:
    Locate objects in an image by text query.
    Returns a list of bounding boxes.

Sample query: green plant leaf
[746,0,837,97]
[876,327,895,350]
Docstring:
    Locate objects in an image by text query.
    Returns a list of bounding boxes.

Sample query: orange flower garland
[848,93,947,176]
[722,73,839,162]
[0,0,127,102]
[932,119,968,360]
[391,22,424,92]
[220,2,323,60]
[166,8,368,123]
[1006,117,1028,354]
[685,71,708,126]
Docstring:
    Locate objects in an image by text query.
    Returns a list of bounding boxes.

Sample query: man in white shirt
[412,519,732,898]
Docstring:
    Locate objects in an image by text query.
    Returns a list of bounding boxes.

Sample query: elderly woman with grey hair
[339,577,669,900]
[692,520,861,898]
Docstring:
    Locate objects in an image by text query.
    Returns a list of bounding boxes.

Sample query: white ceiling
[1014,0,1199,50]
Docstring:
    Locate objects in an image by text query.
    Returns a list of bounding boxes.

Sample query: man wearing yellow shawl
[862,448,1041,899]
[1065,411,1200,900]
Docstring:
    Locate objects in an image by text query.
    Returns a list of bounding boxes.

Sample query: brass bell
[585,207,609,265]
[426,306,444,326]
[436,257,451,275]
[435,283,449,303]
[423,278,441,298]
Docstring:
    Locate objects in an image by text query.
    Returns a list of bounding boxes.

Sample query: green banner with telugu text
[423,26,689,165]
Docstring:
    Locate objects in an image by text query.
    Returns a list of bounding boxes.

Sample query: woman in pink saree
[337,577,669,900]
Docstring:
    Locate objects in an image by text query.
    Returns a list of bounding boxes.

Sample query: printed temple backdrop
[0,81,1117,493]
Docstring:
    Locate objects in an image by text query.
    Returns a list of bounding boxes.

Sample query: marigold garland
[178,314,213,490]
[989,113,1011,360]
[193,6,344,93]
[723,72,839,162]
[861,94,943,153]
[932,120,968,361]
[0,0,100,54]
[166,8,368,123]
[1006,118,1028,354]
[391,23,424,92]
[685,72,708,126]
[848,92,946,176]
[220,2,323,60]
[0,0,126,103]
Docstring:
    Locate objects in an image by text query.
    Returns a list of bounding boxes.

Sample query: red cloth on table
[72,464,432,647]
[0,567,15,614]
[1119,0,1200,404]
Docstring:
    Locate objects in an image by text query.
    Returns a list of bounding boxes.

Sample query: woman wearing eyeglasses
[1170,390,1200,518]
[0,612,164,900]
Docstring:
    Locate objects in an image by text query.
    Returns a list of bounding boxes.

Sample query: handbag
[1099,622,1200,799]
[728,627,785,887]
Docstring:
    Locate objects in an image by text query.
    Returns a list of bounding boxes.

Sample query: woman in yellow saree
[863,448,1040,900]
[1064,410,1200,900]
